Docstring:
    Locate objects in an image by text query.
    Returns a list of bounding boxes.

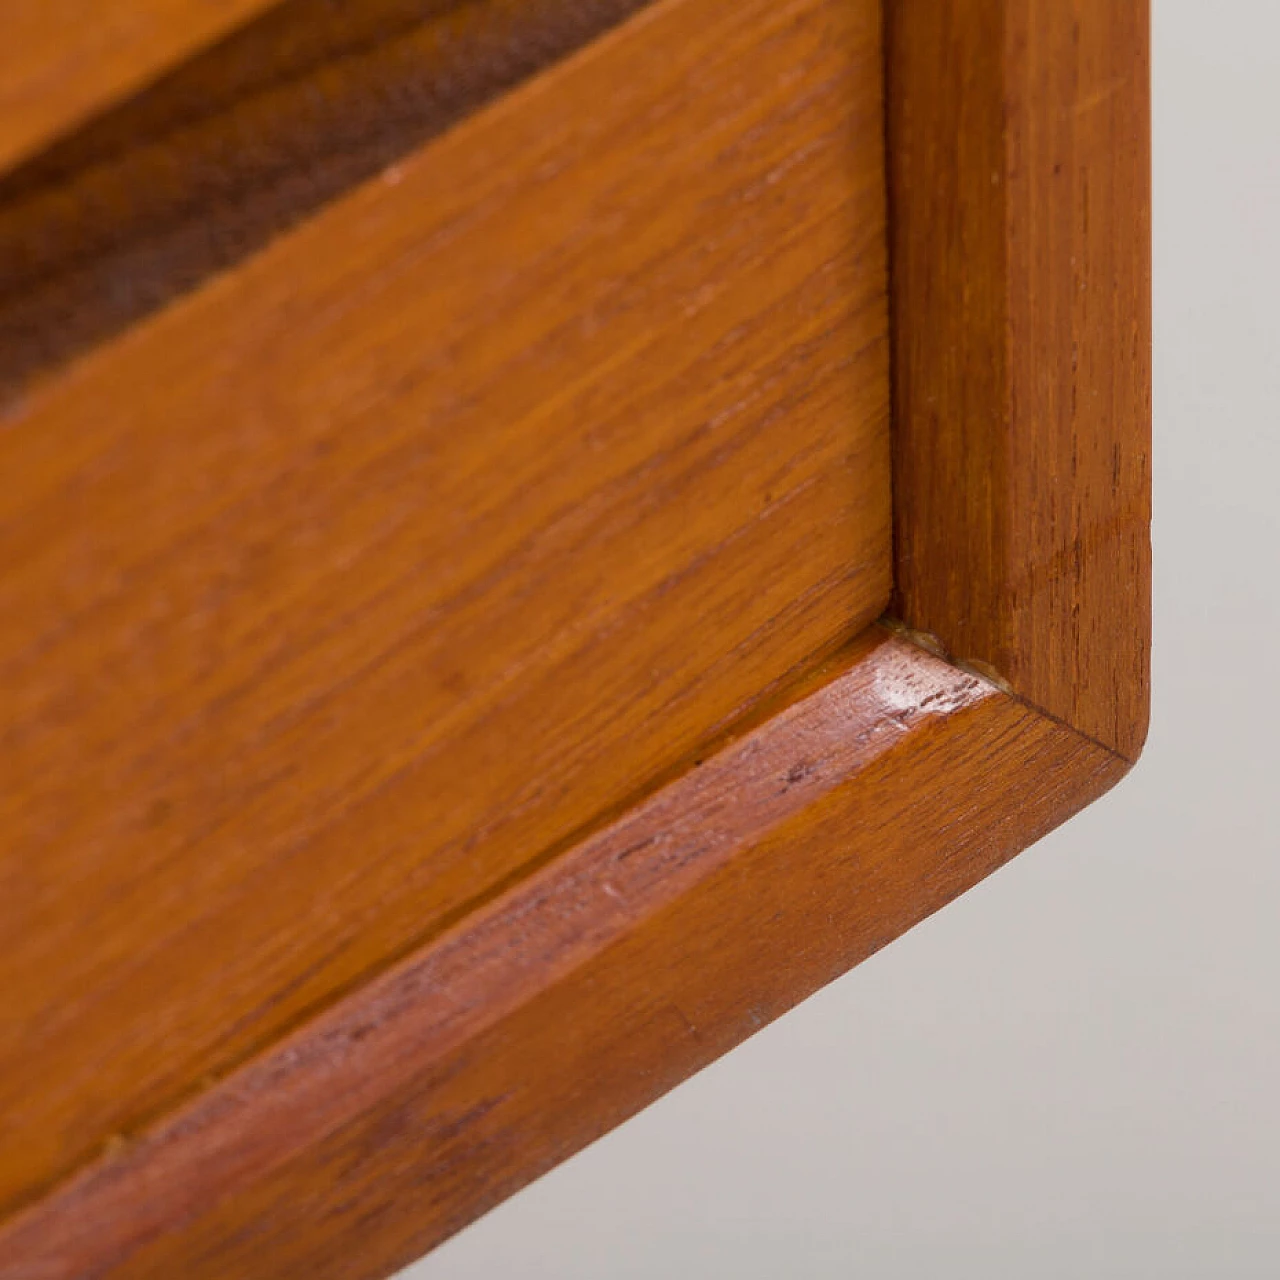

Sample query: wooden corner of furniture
[0,1,1149,1277]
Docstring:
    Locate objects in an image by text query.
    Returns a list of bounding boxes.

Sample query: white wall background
[407,3,1280,1274]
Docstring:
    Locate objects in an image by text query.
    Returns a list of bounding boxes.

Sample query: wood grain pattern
[0,0,1152,1273]
[0,0,891,1215]
[0,631,1129,1280]
[0,0,657,401]
[886,0,1151,758]
[0,0,281,176]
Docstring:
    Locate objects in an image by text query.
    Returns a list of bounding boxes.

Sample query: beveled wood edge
[0,628,1130,1278]
[0,0,283,178]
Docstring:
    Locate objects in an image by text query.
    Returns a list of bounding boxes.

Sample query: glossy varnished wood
[0,631,1127,1279]
[0,0,891,1215]
[887,0,1151,758]
[0,0,281,176]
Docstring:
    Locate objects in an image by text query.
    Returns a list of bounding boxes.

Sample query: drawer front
[0,0,890,1207]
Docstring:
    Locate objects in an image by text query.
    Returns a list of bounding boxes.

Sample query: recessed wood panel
[0,0,890,1214]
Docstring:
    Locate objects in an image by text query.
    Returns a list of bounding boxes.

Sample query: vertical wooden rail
[887,0,1151,759]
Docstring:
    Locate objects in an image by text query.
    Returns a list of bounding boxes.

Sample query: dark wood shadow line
[0,0,652,407]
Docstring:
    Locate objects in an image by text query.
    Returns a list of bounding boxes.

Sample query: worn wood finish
[0,0,281,176]
[0,631,1128,1280]
[0,0,891,1215]
[0,0,659,401]
[886,0,1151,758]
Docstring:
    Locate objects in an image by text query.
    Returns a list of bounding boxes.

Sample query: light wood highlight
[0,0,891,1215]
[887,0,1151,758]
[0,631,1126,1280]
[0,0,281,176]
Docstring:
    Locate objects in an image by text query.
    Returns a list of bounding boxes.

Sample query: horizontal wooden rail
[0,629,1127,1279]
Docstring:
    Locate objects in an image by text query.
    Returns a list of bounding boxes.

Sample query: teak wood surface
[888,0,1151,759]
[0,0,282,176]
[0,0,1150,1276]
[0,0,891,1212]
